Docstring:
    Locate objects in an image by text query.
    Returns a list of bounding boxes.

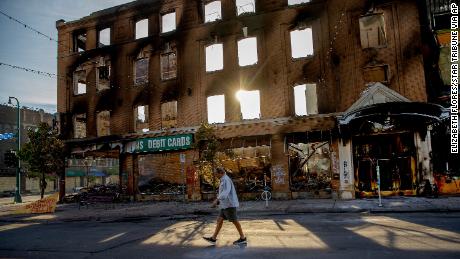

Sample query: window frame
[135,18,149,40]
[205,43,224,72]
[161,11,177,34]
[97,27,111,48]
[237,37,258,67]
[289,27,314,59]
[161,51,177,81]
[204,0,222,23]
[207,94,226,124]
[236,0,256,16]
[73,69,87,96]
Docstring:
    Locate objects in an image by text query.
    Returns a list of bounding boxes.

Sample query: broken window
[161,50,177,80]
[359,14,387,49]
[73,70,86,95]
[134,105,149,133]
[236,90,260,120]
[206,43,224,72]
[288,0,310,5]
[363,65,389,83]
[73,113,86,138]
[161,12,176,33]
[205,1,222,23]
[96,58,111,91]
[207,95,225,124]
[238,37,258,66]
[135,19,149,39]
[236,0,255,15]
[98,27,111,47]
[290,28,314,58]
[96,111,110,137]
[293,84,318,116]
[134,49,149,85]
[73,31,86,52]
[161,101,177,128]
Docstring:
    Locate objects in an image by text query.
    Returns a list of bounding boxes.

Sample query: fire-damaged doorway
[353,133,417,197]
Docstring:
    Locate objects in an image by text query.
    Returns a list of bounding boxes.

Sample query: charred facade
[56,0,452,200]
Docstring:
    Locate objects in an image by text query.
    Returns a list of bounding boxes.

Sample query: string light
[0,61,64,79]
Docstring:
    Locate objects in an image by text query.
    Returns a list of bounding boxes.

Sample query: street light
[8,97,22,203]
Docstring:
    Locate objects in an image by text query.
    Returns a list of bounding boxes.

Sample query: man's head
[213,167,226,178]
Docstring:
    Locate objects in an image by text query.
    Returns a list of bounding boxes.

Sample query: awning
[338,102,449,126]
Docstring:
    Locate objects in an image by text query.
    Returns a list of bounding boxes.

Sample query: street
[1,212,459,259]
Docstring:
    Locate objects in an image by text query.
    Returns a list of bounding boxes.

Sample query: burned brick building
[56,0,450,200]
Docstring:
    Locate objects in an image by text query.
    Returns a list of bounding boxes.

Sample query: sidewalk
[1,195,459,223]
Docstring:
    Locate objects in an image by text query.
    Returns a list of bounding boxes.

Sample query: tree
[193,123,220,192]
[18,123,66,199]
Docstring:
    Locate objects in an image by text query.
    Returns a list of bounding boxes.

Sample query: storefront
[338,83,449,198]
[124,133,196,201]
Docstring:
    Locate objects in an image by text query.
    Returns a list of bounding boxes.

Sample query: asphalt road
[1,213,459,259]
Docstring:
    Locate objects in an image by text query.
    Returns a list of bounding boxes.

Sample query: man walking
[203,167,247,245]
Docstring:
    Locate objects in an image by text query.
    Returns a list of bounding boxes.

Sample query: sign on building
[126,134,193,153]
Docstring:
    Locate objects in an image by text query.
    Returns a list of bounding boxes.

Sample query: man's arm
[217,177,231,201]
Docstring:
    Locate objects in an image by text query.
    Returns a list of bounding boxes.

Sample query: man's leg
[232,220,245,239]
[212,217,224,239]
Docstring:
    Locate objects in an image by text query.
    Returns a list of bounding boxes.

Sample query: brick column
[270,134,290,199]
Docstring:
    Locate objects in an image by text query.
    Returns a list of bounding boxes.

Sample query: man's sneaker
[233,237,247,245]
[203,237,217,245]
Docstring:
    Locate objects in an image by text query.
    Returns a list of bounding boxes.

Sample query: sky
[0,0,133,113]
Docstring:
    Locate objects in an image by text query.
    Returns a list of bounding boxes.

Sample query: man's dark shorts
[219,207,238,222]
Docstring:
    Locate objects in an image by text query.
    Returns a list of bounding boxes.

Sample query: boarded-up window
[161,12,176,33]
[73,113,86,138]
[363,65,389,83]
[73,31,86,52]
[238,37,258,66]
[134,58,149,85]
[161,52,177,80]
[236,90,260,119]
[236,0,255,15]
[96,111,110,137]
[135,19,149,39]
[98,28,111,47]
[359,14,387,49]
[206,43,224,72]
[205,1,222,23]
[290,28,314,58]
[294,84,318,116]
[161,101,177,128]
[134,105,149,133]
[73,70,86,95]
[288,0,311,5]
[207,95,225,123]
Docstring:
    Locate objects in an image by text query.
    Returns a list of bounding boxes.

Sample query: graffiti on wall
[343,161,350,184]
[272,165,285,185]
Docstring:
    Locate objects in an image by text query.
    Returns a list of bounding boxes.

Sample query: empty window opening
[74,70,86,95]
[236,90,260,120]
[161,12,176,33]
[293,84,317,116]
[363,65,389,83]
[290,28,314,58]
[238,37,258,66]
[97,58,111,91]
[73,31,86,52]
[206,43,224,72]
[134,105,149,133]
[288,0,311,5]
[161,51,177,80]
[135,19,149,39]
[97,111,110,137]
[205,1,222,23]
[161,101,178,129]
[359,14,387,49]
[236,0,255,15]
[98,28,111,47]
[207,95,225,124]
[73,113,87,138]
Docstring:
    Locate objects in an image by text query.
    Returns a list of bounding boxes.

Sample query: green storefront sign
[134,134,193,153]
